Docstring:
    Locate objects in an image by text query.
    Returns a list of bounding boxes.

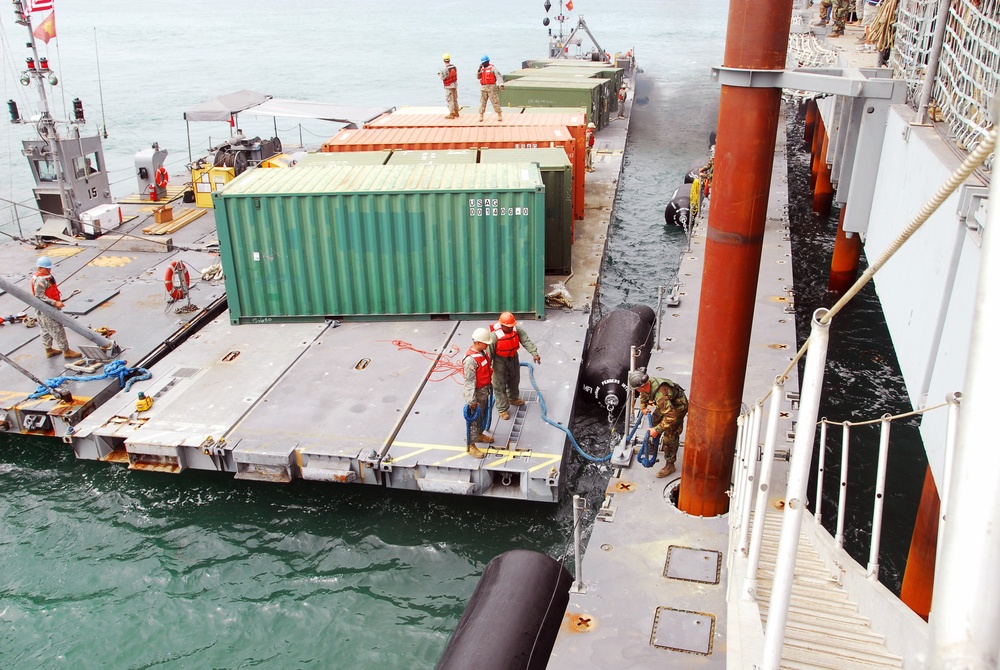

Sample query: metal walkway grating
[753,510,903,669]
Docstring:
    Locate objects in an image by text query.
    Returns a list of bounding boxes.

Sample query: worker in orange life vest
[439,53,459,119]
[463,327,496,459]
[585,122,596,172]
[31,256,82,359]
[477,55,505,122]
[489,312,540,421]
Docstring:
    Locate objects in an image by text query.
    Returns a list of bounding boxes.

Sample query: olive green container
[385,149,477,165]
[214,163,546,322]
[478,148,573,274]
[500,79,609,129]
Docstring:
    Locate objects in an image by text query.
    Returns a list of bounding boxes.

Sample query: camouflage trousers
[832,0,852,30]
[38,312,69,351]
[492,354,521,413]
[467,385,492,443]
[652,408,687,464]
[445,88,458,116]
[479,85,501,116]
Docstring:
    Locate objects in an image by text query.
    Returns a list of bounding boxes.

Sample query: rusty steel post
[678,0,794,516]
[813,131,834,217]
[828,206,863,293]
[810,116,825,190]
[900,465,940,620]
[804,99,817,146]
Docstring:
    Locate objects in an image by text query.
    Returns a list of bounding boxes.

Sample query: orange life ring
[164,260,190,301]
[154,166,169,188]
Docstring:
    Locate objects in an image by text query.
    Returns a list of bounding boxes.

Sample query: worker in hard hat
[629,368,688,478]
[439,53,459,119]
[585,122,596,172]
[476,55,504,122]
[463,327,496,459]
[489,312,540,421]
[31,256,82,360]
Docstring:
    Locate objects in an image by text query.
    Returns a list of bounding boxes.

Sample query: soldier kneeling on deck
[629,368,688,478]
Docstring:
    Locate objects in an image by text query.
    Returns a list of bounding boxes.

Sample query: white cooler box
[80,204,123,236]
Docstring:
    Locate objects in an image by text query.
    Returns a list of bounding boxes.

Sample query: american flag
[25,0,54,13]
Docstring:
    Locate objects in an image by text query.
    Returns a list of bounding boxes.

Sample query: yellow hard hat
[443,53,451,61]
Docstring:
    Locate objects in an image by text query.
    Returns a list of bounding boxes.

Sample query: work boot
[656,462,676,479]
[479,434,494,444]
[467,444,486,459]
[510,398,525,406]
[63,349,82,360]
[829,28,844,36]
[499,410,510,420]
[44,347,61,358]
[478,115,484,122]
[497,112,502,122]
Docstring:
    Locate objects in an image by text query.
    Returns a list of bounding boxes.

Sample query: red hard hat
[499,312,516,327]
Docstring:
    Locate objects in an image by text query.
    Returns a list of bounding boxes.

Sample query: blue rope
[521,361,612,463]
[463,387,494,444]
[28,359,152,399]
[636,413,660,468]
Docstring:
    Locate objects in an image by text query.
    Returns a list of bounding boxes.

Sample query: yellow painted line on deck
[391,440,562,470]
[40,247,84,258]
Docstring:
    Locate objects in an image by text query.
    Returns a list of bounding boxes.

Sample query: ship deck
[0,104,631,503]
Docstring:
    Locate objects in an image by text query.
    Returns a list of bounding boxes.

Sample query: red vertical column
[900,465,940,620]
[828,206,863,293]
[804,99,817,146]
[678,0,795,516]
[814,131,834,217]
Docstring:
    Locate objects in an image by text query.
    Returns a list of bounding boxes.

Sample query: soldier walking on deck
[439,53,459,119]
[585,122,596,172]
[463,327,496,459]
[477,55,504,122]
[489,312,541,421]
[31,256,81,360]
[617,84,628,119]
[629,368,687,478]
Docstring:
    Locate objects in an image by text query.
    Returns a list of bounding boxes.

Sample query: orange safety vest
[587,130,595,147]
[490,322,520,357]
[443,64,457,87]
[479,64,497,85]
[32,271,61,302]
[466,347,493,387]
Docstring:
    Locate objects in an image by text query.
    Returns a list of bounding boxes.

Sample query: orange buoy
[164,260,190,301]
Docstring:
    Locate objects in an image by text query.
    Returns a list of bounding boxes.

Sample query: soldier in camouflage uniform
[830,0,852,36]
[31,256,81,359]
[629,368,688,479]
[477,55,504,122]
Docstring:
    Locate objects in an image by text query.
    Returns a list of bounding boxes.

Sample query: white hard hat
[472,327,493,344]
[587,122,596,129]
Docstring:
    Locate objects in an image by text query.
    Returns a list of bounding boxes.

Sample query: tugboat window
[36,159,58,182]
[73,153,99,179]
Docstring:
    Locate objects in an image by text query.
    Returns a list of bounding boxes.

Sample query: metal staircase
[753,511,903,669]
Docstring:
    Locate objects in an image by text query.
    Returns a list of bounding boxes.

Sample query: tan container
[153,206,173,224]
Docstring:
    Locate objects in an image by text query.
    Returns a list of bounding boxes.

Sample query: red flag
[32,11,56,44]
[229,114,236,128]
[566,0,574,10]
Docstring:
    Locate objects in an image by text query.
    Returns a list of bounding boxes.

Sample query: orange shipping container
[323,126,582,220]
[364,111,586,220]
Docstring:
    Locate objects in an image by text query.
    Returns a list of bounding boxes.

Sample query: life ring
[164,260,190,301]
[154,166,169,188]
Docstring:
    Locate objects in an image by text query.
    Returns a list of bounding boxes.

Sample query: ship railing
[730,124,997,669]
[890,0,999,170]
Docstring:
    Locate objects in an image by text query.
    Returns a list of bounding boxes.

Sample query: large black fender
[683,157,707,184]
[580,305,655,412]
[663,185,691,228]
[436,549,573,670]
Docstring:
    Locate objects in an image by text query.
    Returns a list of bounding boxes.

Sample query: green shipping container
[478,148,573,274]
[213,163,546,323]
[295,151,390,166]
[500,79,608,130]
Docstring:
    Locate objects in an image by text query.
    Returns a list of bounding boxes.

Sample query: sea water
[0,1,727,667]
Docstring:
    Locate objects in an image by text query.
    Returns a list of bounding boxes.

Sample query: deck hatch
[650,607,715,655]
[663,545,721,584]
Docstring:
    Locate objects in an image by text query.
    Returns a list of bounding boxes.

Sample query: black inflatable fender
[580,305,655,411]
[664,185,691,228]
[436,549,573,670]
